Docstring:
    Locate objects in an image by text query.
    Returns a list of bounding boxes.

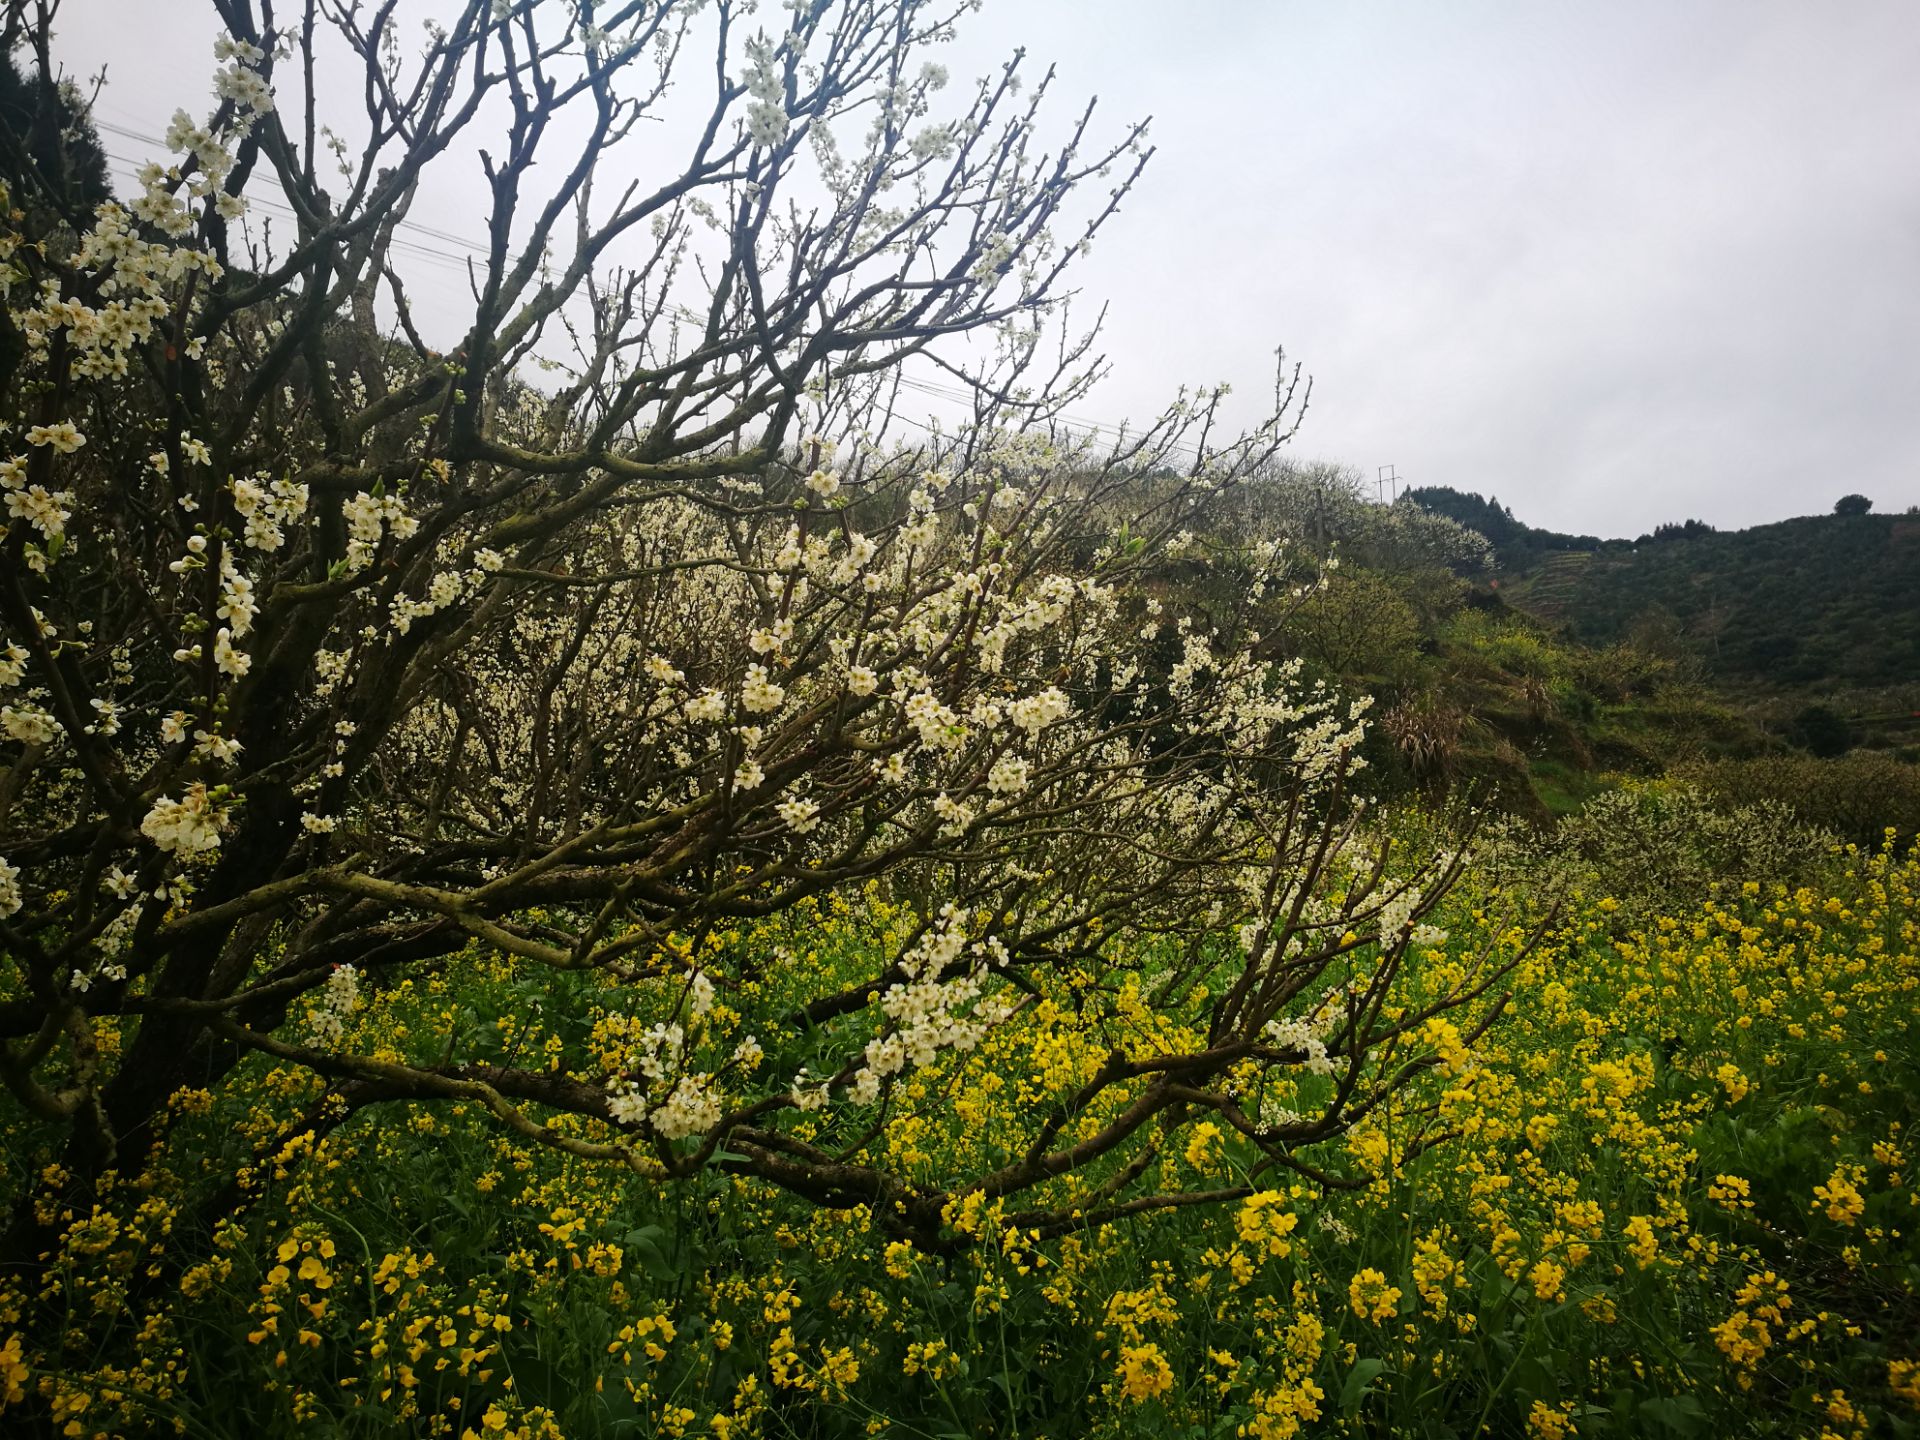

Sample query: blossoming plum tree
[0,0,1516,1271]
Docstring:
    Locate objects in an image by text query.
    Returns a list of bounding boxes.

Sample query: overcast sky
[61,1,1920,536]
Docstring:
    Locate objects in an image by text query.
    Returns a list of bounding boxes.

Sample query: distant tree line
[1644,519,1717,544]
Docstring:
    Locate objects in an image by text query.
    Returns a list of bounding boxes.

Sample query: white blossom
[25,421,84,453]
[777,796,820,833]
[1008,686,1070,734]
[1,704,58,746]
[140,784,225,857]
[212,626,251,678]
[653,1074,723,1140]
[193,729,242,764]
[687,969,716,1018]
[740,664,786,715]
[986,754,1030,796]
[306,965,360,1045]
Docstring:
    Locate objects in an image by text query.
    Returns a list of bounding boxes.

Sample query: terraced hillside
[1503,548,1594,623]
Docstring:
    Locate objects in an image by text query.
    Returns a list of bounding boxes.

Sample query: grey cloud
[59,0,1920,533]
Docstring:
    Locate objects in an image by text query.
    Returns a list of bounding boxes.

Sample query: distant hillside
[1204,476,1920,834]
[1410,494,1920,698]
[1530,513,1918,692]
[1402,485,1605,571]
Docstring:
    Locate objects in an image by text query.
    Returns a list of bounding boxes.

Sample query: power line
[102,116,1213,465]
[103,152,477,278]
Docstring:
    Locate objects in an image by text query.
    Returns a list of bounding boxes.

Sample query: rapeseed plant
[2,838,1915,1437]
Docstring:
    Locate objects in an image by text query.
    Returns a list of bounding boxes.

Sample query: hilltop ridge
[1406,488,1920,706]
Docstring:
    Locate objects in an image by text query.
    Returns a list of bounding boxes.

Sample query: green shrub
[1481,782,1841,917]
[1682,751,1920,845]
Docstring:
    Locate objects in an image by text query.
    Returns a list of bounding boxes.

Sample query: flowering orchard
[0,0,1513,1421]
[2,1,1915,1436]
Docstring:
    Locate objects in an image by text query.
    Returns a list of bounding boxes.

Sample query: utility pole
[1377,464,1399,505]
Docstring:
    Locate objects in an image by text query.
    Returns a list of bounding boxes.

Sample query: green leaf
[1340,1357,1387,1413]
[1637,1393,1709,1436]
[620,1224,675,1280]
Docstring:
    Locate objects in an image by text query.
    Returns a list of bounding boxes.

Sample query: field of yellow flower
[4,839,1916,1439]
